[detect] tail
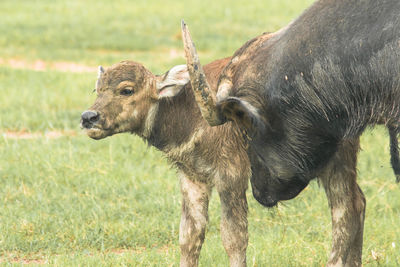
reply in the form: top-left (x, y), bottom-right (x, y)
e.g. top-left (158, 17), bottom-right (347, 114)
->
top-left (388, 126), bottom-right (400, 183)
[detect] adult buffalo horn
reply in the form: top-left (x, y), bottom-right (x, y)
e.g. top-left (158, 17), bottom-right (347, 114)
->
top-left (181, 20), bottom-right (225, 126)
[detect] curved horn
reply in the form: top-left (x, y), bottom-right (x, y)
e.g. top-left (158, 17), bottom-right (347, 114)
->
top-left (181, 20), bottom-right (225, 126)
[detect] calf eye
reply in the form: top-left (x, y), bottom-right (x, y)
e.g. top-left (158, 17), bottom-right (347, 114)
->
top-left (120, 88), bottom-right (134, 96)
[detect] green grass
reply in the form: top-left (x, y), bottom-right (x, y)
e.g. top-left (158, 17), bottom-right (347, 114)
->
top-left (0, 68), bottom-right (95, 131)
top-left (1, 0), bottom-right (314, 70)
top-left (0, 130), bottom-right (399, 266)
top-left (0, 135), bottom-right (180, 263)
top-left (0, 0), bottom-right (399, 266)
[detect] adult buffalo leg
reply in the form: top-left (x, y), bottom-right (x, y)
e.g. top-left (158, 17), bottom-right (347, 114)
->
top-left (217, 174), bottom-right (248, 267)
top-left (320, 139), bottom-right (366, 267)
top-left (179, 173), bottom-right (212, 267)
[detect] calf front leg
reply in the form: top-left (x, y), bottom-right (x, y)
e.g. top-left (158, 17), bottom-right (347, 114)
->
top-left (179, 173), bottom-right (212, 267)
top-left (217, 176), bottom-right (248, 267)
top-left (320, 139), bottom-right (366, 267)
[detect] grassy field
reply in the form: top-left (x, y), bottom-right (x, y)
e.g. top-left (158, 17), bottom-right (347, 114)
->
top-left (0, 0), bottom-right (399, 266)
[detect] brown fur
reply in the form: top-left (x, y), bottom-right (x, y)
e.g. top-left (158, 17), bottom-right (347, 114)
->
top-left (82, 57), bottom-right (250, 266)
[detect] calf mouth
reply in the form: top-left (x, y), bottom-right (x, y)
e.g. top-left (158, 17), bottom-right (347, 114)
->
top-left (84, 127), bottom-right (109, 140)
top-left (81, 122), bottom-right (112, 140)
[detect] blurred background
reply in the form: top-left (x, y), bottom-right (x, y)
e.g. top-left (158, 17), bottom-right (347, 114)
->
top-left (0, 0), bottom-right (398, 266)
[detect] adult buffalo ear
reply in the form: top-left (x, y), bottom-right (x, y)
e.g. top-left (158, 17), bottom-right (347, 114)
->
top-left (218, 97), bottom-right (265, 133)
top-left (156, 65), bottom-right (190, 98)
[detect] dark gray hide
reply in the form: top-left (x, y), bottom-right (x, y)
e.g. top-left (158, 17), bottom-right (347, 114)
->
top-left (217, 0), bottom-right (400, 206)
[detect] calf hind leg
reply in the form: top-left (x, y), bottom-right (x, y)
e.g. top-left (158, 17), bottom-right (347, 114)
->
top-left (320, 139), bottom-right (366, 267)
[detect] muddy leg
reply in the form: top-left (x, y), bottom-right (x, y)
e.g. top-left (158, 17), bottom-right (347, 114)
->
top-left (179, 173), bottom-right (212, 267)
top-left (217, 177), bottom-right (248, 267)
top-left (320, 139), bottom-right (366, 267)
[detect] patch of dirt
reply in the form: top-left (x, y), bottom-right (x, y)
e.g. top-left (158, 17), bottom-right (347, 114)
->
top-left (51, 62), bottom-right (97, 72)
top-left (168, 48), bottom-right (182, 59)
top-left (0, 48), bottom-right (185, 73)
top-left (2, 130), bottom-right (77, 139)
top-left (0, 58), bottom-right (97, 73)
top-left (0, 255), bottom-right (47, 265)
top-left (109, 247), bottom-right (147, 255)
top-left (0, 246), bottom-right (172, 264)
top-left (108, 245), bottom-right (171, 255)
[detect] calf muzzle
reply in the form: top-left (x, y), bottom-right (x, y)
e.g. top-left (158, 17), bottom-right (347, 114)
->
top-left (81, 110), bottom-right (99, 129)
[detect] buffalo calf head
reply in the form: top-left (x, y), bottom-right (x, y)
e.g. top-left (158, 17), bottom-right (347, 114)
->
top-left (81, 61), bottom-right (189, 139)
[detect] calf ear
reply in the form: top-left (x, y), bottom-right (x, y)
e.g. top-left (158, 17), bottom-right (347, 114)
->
top-left (218, 97), bottom-right (264, 133)
top-left (95, 66), bottom-right (105, 91)
top-left (156, 65), bottom-right (190, 98)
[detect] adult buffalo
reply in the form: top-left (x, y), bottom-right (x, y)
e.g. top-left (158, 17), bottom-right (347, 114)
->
top-left (183, 0), bottom-right (400, 266)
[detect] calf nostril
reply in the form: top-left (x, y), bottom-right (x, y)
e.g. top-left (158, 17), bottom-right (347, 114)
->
top-left (89, 114), bottom-right (99, 123)
top-left (81, 110), bottom-right (99, 125)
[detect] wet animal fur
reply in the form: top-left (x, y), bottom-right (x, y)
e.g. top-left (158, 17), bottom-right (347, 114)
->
top-left (180, 0), bottom-right (399, 265)
top-left (216, 0), bottom-right (400, 207)
top-left (82, 57), bottom-right (252, 266)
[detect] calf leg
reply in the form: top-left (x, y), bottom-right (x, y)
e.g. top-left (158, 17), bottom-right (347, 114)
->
top-left (320, 139), bottom-right (366, 267)
top-left (217, 175), bottom-right (248, 267)
top-left (179, 173), bottom-right (212, 267)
